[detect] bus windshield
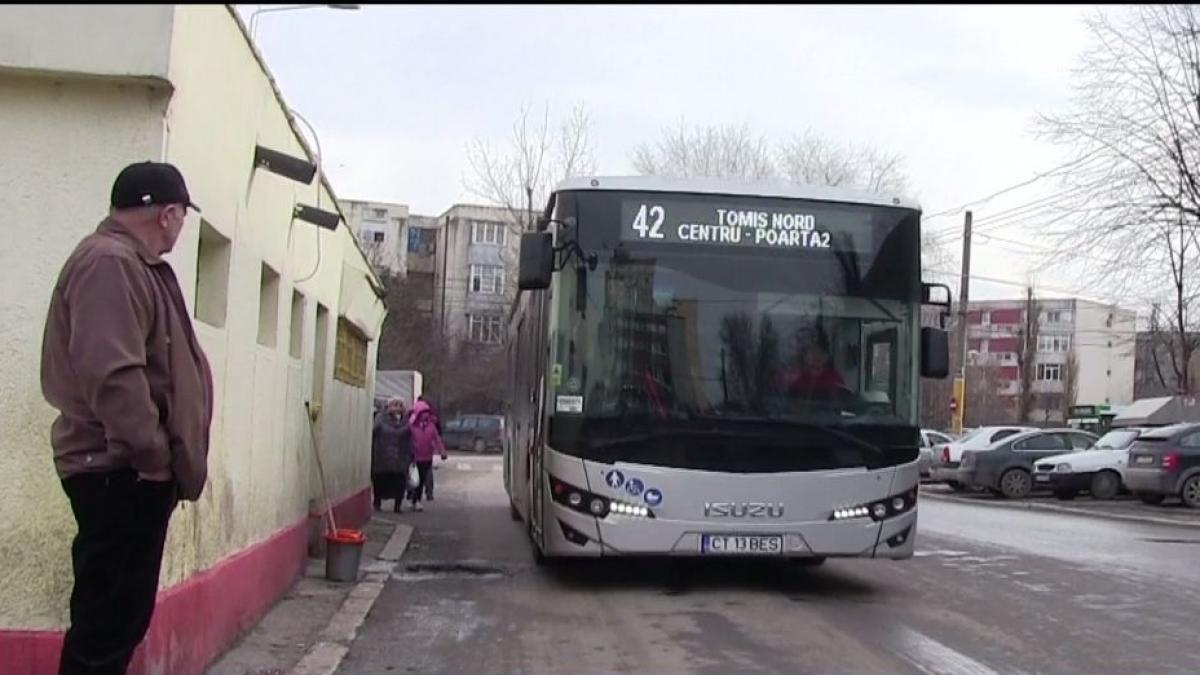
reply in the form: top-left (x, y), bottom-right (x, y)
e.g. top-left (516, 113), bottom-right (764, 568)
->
top-left (545, 189), bottom-right (922, 472)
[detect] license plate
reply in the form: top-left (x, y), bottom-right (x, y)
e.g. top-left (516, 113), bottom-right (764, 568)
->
top-left (1035, 474), bottom-right (1050, 483)
top-left (701, 535), bottom-right (783, 555)
top-left (1135, 455), bottom-right (1154, 465)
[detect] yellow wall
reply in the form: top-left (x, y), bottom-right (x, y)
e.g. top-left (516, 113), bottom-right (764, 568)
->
top-left (0, 5), bottom-right (385, 630)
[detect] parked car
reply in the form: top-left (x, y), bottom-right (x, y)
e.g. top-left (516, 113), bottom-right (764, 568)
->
top-left (958, 429), bottom-right (1098, 499)
top-left (1124, 422), bottom-right (1200, 508)
top-left (930, 426), bottom-right (1037, 490)
top-left (441, 414), bottom-right (506, 453)
top-left (919, 429), bottom-right (955, 480)
top-left (1034, 427), bottom-right (1147, 500)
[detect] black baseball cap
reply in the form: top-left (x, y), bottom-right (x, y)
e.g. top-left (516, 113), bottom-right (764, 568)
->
top-left (110, 161), bottom-right (201, 212)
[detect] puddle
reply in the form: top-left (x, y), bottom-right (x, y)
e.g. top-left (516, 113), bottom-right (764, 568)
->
top-left (392, 560), bottom-right (512, 581)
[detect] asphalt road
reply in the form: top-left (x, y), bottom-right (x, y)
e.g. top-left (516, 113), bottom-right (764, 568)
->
top-left (338, 456), bottom-right (1200, 674)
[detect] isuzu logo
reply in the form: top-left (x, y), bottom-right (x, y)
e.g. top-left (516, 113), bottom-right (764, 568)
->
top-left (703, 502), bottom-right (785, 518)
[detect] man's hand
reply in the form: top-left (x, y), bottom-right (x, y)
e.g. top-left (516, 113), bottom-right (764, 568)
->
top-left (138, 467), bottom-right (173, 482)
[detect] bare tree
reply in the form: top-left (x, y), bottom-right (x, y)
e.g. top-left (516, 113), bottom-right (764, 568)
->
top-left (963, 363), bottom-right (1011, 427)
top-left (631, 122), bottom-right (776, 180)
top-left (1037, 5), bottom-right (1200, 392)
top-left (465, 101), bottom-right (596, 233)
top-left (777, 128), bottom-right (909, 195)
top-left (359, 239), bottom-right (388, 273)
top-left (1062, 348), bottom-right (1080, 420)
top-left (1016, 286), bottom-right (1041, 423)
top-left (376, 270), bottom-right (445, 374)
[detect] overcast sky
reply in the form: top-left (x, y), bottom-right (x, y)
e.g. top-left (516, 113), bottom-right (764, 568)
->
top-left (238, 4), bottom-right (1107, 303)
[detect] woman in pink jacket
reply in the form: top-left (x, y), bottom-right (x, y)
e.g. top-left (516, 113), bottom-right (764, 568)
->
top-left (407, 400), bottom-right (447, 511)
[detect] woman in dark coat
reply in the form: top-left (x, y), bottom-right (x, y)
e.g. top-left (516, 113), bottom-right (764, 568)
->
top-left (372, 398), bottom-right (412, 512)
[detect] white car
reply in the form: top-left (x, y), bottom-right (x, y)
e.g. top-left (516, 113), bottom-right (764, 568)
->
top-left (1033, 427), bottom-right (1147, 500)
top-left (930, 425), bottom-right (1037, 490)
top-left (919, 429), bottom-right (955, 479)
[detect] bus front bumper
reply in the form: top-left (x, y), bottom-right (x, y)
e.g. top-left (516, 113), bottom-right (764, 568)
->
top-left (545, 502), bottom-right (917, 560)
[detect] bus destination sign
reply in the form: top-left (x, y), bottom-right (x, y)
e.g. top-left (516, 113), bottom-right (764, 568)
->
top-left (620, 198), bottom-right (875, 252)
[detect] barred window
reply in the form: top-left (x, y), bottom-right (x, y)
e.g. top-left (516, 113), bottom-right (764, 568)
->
top-left (470, 264), bottom-right (506, 294)
top-left (468, 314), bottom-right (504, 344)
top-left (471, 221), bottom-right (507, 246)
top-left (334, 318), bottom-right (368, 387)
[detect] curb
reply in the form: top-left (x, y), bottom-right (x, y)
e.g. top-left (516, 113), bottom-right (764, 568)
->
top-left (922, 491), bottom-right (1200, 529)
top-left (289, 522), bottom-right (414, 675)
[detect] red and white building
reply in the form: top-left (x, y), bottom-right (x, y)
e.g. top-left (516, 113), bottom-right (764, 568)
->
top-left (964, 298), bottom-right (1136, 421)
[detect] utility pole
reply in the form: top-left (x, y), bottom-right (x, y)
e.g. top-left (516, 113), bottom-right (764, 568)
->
top-left (952, 211), bottom-right (972, 434)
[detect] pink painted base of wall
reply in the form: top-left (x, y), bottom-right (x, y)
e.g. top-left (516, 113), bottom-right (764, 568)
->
top-left (0, 484), bottom-right (372, 675)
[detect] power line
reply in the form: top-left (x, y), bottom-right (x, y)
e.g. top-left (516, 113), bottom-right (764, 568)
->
top-left (923, 149), bottom-right (1105, 222)
top-left (923, 268), bottom-right (1106, 299)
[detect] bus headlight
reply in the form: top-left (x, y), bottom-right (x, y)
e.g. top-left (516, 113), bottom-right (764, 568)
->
top-left (548, 475), bottom-right (655, 520)
top-left (832, 506), bottom-right (870, 520)
top-left (830, 488), bottom-right (917, 522)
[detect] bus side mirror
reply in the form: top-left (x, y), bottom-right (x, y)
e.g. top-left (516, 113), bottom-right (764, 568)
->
top-left (921, 327), bottom-right (950, 379)
top-left (519, 232), bottom-right (554, 290)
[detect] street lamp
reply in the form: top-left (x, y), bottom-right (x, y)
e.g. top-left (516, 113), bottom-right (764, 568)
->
top-left (248, 4), bottom-right (360, 40)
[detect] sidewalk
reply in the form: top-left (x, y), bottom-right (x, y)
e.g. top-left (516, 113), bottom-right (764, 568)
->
top-left (205, 514), bottom-right (412, 675)
top-left (921, 483), bottom-right (1200, 528)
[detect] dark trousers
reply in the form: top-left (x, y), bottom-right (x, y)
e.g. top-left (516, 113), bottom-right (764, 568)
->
top-left (59, 469), bottom-right (177, 675)
top-left (408, 461), bottom-right (433, 504)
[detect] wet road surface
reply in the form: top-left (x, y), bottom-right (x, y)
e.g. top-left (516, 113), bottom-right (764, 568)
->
top-left (339, 456), bottom-right (1200, 674)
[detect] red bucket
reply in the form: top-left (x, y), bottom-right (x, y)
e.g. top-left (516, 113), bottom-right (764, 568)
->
top-left (326, 528), bottom-right (366, 544)
top-left (324, 529), bottom-right (366, 582)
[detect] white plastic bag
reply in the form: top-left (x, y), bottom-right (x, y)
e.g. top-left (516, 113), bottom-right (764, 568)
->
top-left (407, 463), bottom-right (420, 490)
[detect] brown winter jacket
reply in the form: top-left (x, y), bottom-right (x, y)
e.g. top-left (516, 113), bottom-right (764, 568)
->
top-left (41, 217), bottom-right (214, 500)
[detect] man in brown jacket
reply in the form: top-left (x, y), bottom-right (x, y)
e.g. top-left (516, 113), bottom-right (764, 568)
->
top-left (41, 162), bottom-right (214, 675)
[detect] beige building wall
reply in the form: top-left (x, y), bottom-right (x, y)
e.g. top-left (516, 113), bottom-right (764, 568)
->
top-left (0, 71), bottom-right (171, 630)
top-left (341, 199), bottom-right (409, 277)
top-left (0, 4), bottom-right (386, 631)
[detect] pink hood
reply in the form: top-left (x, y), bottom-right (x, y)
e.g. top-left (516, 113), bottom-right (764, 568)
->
top-left (408, 401), bottom-right (442, 461)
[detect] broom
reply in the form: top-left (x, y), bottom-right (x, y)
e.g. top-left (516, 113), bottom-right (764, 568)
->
top-left (303, 401), bottom-right (339, 535)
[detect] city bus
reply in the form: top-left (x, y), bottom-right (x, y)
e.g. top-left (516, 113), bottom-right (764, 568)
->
top-left (504, 176), bottom-right (949, 564)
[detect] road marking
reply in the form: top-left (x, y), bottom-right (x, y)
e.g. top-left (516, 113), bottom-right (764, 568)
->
top-left (456, 462), bottom-right (472, 471)
top-left (378, 523), bottom-right (414, 561)
top-left (893, 626), bottom-right (998, 675)
top-left (288, 522), bottom-right (414, 675)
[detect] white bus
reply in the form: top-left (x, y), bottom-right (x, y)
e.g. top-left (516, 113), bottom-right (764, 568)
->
top-left (504, 176), bottom-right (950, 565)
